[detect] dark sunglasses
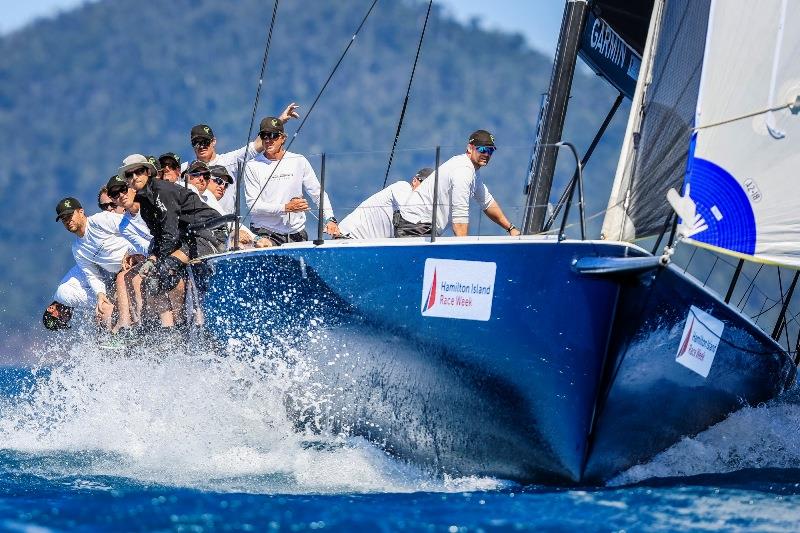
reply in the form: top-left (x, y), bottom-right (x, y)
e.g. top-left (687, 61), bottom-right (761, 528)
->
top-left (259, 131), bottom-right (282, 141)
top-left (99, 201), bottom-right (117, 210)
top-left (124, 167), bottom-right (149, 180)
top-left (211, 176), bottom-right (229, 186)
top-left (192, 139), bottom-right (212, 149)
top-left (108, 188), bottom-right (128, 199)
top-left (474, 145), bottom-right (496, 155)
top-left (188, 171), bottom-right (210, 180)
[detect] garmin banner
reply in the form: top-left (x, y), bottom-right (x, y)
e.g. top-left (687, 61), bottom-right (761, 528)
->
top-left (579, 10), bottom-right (641, 99)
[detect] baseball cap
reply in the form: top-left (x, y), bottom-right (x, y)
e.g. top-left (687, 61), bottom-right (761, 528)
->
top-left (158, 152), bottom-right (181, 168)
top-left (106, 174), bottom-right (128, 197)
top-left (191, 124), bottom-right (215, 142)
top-left (209, 165), bottom-right (233, 184)
top-left (414, 167), bottom-right (434, 181)
top-left (55, 197), bottom-right (82, 221)
top-left (468, 129), bottom-right (496, 147)
top-left (147, 155), bottom-right (162, 172)
top-left (259, 116), bottom-right (284, 135)
top-left (186, 160), bottom-right (211, 176)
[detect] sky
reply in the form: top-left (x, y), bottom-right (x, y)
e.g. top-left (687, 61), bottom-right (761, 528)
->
top-left (0, 0), bottom-right (564, 54)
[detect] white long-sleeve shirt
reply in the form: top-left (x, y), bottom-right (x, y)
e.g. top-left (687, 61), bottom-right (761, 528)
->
top-left (399, 154), bottom-right (494, 236)
top-left (53, 264), bottom-right (92, 308)
top-left (119, 211), bottom-right (152, 256)
top-left (244, 151), bottom-right (334, 234)
top-left (338, 181), bottom-right (412, 239)
top-left (72, 211), bottom-right (134, 298)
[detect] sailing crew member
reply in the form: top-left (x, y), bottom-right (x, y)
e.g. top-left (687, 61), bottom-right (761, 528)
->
top-left (120, 154), bottom-right (226, 301)
top-left (208, 165), bottom-right (234, 208)
top-left (244, 116), bottom-right (340, 246)
top-left (56, 196), bottom-right (135, 328)
top-left (186, 102), bottom-right (301, 213)
top-left (396, 130), bottom-right (521, 237)
top-left (338, 167), bottom-right (433, 239)
top-left (158, 152), bottom-right (182, 182)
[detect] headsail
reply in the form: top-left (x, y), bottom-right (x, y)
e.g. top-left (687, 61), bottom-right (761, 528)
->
top-left (678, 0), bottom-right (800, 267)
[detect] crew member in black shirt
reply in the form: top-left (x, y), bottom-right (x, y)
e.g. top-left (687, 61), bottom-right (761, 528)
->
top-left (117, 153), bottom-right (226, 297)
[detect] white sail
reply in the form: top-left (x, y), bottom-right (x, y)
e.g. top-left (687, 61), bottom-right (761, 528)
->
top-left (680, 0), bottom-right (800, 267)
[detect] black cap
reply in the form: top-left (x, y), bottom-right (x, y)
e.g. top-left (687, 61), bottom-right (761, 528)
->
top-left (146, 155), bottom-right (162, 172)
top-left (158, 152), bottom-right (181, 168)
top-left (43, 302), bottom-right (72, 331)
top-left (414, 167), bottom-right (434, 181)
top-left (259, 116), bottom-right (284, 135)
top-left (191, 124), bottom-right (215, 142)
top-left (106, 174), bottom-right (128, 196)
top-left (468, 129), bottom-right (496, 147)
top-left (55, 197), bottom-right (82, 221)
top-left (209, 165), bottom-right (234, 184)
top-left (186, 160), bottom-right (211, 176)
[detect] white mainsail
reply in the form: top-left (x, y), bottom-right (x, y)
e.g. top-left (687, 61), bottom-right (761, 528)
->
top-left (678, 0), bottom-right (800, 267)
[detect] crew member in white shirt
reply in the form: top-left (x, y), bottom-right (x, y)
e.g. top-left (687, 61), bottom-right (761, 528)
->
top-left (396, 130), bottom-right (521, 238)
top-left (338, 167), bottom-right (432, 239)
top-left (56, 197), bottom-right (135, 328)
top-left (185, 103), bottom-right (301, 213)
top-left (244, 116), bottom-right (341, 246)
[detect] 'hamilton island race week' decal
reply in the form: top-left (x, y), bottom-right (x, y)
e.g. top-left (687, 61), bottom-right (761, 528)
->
top-left (675, 305), bottom-right (725, 378)
top-left (421, 259), bottom-right (496, 321)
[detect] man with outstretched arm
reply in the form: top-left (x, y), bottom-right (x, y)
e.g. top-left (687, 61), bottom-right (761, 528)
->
top-left (186, 103), bottom-right (301, 213)
top-left (396, 130), bottom-right (521, 238)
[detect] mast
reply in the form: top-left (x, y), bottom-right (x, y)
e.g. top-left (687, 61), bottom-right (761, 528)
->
top-left (522, 0), bottom-right (589, 235)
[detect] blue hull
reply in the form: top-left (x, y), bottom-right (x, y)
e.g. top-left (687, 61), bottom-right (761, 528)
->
top-left (193, 238), bottom-right (795, 483)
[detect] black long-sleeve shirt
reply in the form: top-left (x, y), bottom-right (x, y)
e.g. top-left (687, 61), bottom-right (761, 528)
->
top-left (135, 178), bottom-right (221, 258)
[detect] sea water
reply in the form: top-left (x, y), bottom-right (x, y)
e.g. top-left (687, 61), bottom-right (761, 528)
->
top-left (2, 337), bottom-right (800, 532)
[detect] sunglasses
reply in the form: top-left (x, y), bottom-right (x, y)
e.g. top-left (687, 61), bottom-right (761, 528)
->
top-left (108, 188), bottom-right (128, 199)
top-left (211, 176), bottom-right (229, 186)
top-left (474, 145), bottom-right (496, 155)
top-left (259, 131), bottom-right (282, 141)
top-left (124, 167), bottom-right (149, 180)
top-left (99, 201), bottom-right (117, 210)
top-left (192, 139), bottom-right (212, 149)
top-left (188, 171), bottom-right (210, 180)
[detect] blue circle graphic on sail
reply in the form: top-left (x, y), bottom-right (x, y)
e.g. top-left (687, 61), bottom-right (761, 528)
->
top-left (685, 157), bottom-right (756, 255)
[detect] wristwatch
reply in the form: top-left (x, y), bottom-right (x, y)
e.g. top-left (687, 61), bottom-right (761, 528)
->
top-left (506, 223), bottom-right (517, 234)
top-left (325, 217), bottom-right (338, 224)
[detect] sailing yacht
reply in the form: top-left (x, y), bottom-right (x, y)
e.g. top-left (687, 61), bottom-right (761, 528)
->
top-left (189, 0), bottom-right (798, 484)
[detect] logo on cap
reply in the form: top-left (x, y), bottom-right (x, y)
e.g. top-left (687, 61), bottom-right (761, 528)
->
top-left (204, 126), bottom-right (210, 134)
top-left (490, 134), bottom-right (495, 143)
top-left (63, 200), bottom-right (71, 208)
top-left (271, 119), bottom-right (279, 127)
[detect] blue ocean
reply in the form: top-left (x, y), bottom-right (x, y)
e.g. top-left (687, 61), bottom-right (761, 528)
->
top-left (2, 339), bottom-right (800, 532)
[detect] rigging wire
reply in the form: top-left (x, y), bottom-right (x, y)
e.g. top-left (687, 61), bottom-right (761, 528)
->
top-left (243, 0), bottom-right (380, 221)
top-left (381, 0), bottom-right (433, 189)
top-left (233, 0), bottom-right (280, 249)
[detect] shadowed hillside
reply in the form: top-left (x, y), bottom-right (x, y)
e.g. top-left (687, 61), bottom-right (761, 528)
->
top-left (0, 0), bottom-right (627, 344)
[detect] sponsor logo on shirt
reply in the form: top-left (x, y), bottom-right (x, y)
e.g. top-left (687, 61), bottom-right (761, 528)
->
top-left (420, 259), bottom-right (496, 321)
top-left (675, 305), bottom-right (724, 378)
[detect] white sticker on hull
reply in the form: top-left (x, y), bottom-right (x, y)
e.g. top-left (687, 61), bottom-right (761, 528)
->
top-left (675, 305), bottom-right (724, 378)
top-left (420, 259), bottom-right (496, 321)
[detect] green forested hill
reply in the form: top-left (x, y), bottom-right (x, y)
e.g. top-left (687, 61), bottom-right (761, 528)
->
top-left (0, 0), bottom-right (626, 345)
